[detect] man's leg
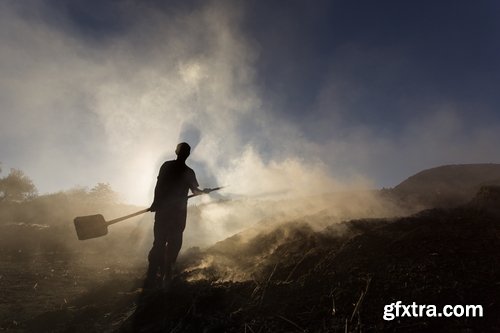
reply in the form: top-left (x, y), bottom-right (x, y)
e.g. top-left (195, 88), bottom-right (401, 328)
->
top-left (164, 231), bottom-right (183, 280)
top-left (144, 222), bottom-right (167, 288)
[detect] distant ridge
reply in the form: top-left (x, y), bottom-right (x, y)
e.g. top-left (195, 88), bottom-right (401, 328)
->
top-left (392, 163), bottom-right (500, 208)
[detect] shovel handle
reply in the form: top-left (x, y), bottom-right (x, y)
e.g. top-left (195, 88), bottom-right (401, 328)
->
top-left (106, 208), bottom-right (149, 226)
top-left (105, 187), bottom-right (224, 226)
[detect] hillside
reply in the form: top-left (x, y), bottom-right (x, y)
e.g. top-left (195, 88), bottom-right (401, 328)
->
top-left (391, 163), bottom-right (500, 208)
top-left (3, 166), bottom-right (500, 332)
top-left (21, 186), bottom-right (500, 332)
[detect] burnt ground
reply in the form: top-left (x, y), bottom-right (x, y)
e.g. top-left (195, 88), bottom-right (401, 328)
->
top-left (118, 205), bottom-right (499, 332)
top-left (2, 188), bottom-right (500, 332)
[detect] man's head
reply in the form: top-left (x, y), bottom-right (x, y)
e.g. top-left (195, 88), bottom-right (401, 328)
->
top-left (175, 142), bottom-right (191, 161)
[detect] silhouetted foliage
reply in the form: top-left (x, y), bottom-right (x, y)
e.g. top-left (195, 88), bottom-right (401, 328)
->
top-left (0, 165), bottom-right (122, 227)
top-left (89, 182), bottom-right (118, 204)
top-left (0, 167), bottom-right (38, 202)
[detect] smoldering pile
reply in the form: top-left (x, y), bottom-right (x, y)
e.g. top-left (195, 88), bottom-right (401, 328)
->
top-left (20, 186), bottom-right (500, 332)
top-left (118, 186), bottom-right (500, 332)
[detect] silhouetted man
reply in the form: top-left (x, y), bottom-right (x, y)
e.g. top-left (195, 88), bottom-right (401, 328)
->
top-left (145, 142), bottom-right (207, 288)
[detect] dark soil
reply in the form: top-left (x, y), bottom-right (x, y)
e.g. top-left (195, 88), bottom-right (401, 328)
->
top-left (117, 204), bottom-right (499, 332)
top-left (4, 187), bottom-right (500, 332)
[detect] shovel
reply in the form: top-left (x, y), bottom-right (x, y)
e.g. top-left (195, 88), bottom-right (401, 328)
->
top-left (73, 187), bottom-right (223, 240)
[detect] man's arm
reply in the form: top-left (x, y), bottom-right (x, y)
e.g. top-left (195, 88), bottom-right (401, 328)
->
top-left (149, 163), bottom-right (167, 212)
top-left (148, 182), bottom-right (161, 212)
top-left (189, 169), bottom-right (210, 196)
top-left (191, 187), bottom-right (211, 195)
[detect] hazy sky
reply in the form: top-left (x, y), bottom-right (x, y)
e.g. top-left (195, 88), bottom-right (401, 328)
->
top-left (1, 0), bottom-right (499, 204)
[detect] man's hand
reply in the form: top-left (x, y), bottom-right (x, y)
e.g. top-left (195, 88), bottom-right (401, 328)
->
top-left (148, 203), bottom-right (157, 212)
top-left (192, 187), bottom-right (222, 196)
top-left (193, 188), bottom-right (211, 195)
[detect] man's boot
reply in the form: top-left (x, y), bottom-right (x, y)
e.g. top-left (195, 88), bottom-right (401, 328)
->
top-left (162, 263), bottom-right (175, 289)
top-left (143, 266), bottom-right (159, 290)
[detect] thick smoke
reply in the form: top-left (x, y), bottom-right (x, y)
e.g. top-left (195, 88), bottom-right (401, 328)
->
top-left (1, 1), bottom-right (500, 259)
top-left (2, 1), bottom-right (500, 206)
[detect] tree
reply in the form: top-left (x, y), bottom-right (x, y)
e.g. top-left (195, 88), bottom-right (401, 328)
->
top-left (0, 168), bottom-right (38, 202)
top-left (89, 182), bottom-right (118, 204)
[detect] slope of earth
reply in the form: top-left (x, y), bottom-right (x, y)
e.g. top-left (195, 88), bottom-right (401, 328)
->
top-left (390, 163), bottom-right (500, 208)
top-left (0, 204), bottom-right (149, 332)
top-left (25, 187), bottom-right (500, 332)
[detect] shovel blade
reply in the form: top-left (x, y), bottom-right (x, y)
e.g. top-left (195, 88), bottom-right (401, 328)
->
top-left (74, 214), bottom-right (108, 240)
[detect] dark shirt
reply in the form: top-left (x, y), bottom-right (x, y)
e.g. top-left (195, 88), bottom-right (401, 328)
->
top-left (151, 160), bottom-right (199, 212)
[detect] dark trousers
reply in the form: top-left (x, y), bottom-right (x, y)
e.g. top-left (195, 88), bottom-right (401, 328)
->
top-left (146, 209), bottom-right (186, 279)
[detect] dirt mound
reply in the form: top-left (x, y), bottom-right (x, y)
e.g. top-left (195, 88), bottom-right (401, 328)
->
top-left (22, 189), bottom-right (500, 332)
top-left (392, 163), bottom-right (500, 208)
top-left (469, 185), bottom-right (500, 214)
top-left (118, 207), bottom-right (499, 332)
